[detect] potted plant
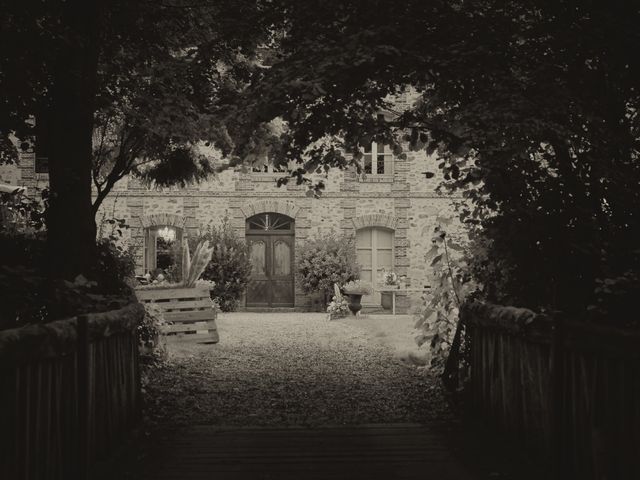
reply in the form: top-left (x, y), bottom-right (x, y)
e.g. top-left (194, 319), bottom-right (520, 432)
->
top-left (135, 240), bottom-right (220, 343)
top-left (326, 283), bottom-right (350, 320)
top-left (341, 280), bottom-right (372, 315)
top-left (380, 270), bottom-right (398, 309)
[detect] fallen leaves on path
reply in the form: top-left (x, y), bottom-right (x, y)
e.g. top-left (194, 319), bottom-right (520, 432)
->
top-left (142, 313), bottom-right (455, 428)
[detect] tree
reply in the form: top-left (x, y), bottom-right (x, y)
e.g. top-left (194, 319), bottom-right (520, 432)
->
top-left (229, 0), bottom-right (640, 320)
top-left (1, 0), bottom-right (272, 279)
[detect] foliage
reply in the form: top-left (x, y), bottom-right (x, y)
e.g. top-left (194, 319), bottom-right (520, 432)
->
top-left (326, 284), bottom-right (350, 319)
top-left (1, 0), bottom-right (275, 278)
top-left (0, 188), bottom-right (48, 235)
top-left (382, 271), bottom-right (398, 286)
top-left (0, 263), bottom-right (133, 330)
top-left (138, 303), bottom-right (167, 359)
top-left (195, 218), bottom-right (252, 312)
top-left (84, 0), bottom-right (279, 213)
top-left (414, 223), bottom-right (477, 371)
top-left (326, 296), bottom-right (350, 319)
top-left (297, 232), bottom-right (360, 304)
top-left (94, 237), bottom-right (137, 294)
top-left (3, 1), bottom-right (639, 317)
top-left (95, 213), bottom-right (137, 293)
top-left (228, 1), bottom-right (640, 323)
top-left (342, 280), bottom-right (372, 296)
top-left (183, 240), bottom-right (216, 288)
top-left (0, 210), bottom-right (135, 328)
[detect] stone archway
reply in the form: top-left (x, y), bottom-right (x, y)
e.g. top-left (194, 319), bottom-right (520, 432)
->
top-left (351, 213), bottom-right (399, 231)
top-left (139, 213), bottom-right (187, 230)
top-left (239, 200), bottom-right (301, 220)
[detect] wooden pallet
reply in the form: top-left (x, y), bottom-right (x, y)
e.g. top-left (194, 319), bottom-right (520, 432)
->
top-left (135, 286), bottom-right (219, 343)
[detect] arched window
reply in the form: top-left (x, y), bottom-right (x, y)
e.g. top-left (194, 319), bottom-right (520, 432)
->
top-left (144, 225), bottom-right (183, 273)
top-left (246, 212), bottom-right (294, 232)
top-left (356, 227), bottom-right (394, 304)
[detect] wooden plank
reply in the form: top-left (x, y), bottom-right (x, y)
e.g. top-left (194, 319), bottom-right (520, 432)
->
top-left (164, 310), bottom-right (215, 323)
top-left (162, 321), bottom-right (216, 334)
top-left (157, 300), bottom-right (213, 311)
top-left (135, 287), bottom-right (210, 302)
top-left (165, 331), bottom-right (219, 343)
top-left (141, 424), bottom-right (475, 480)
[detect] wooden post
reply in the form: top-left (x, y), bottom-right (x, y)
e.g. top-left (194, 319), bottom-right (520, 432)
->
top-left (550, 315), bottom-right (565, 479)
top-left (77, 315), bottom-right (89, 480)
top-left (442, 305), bottom-right (466, 392)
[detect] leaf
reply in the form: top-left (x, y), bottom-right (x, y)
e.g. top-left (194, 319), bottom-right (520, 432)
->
top-left (414, 308), bottom-right (434, 328)
top-left (424, 245), bottom-right (439, 262)
top-left (446, 240), bottom-right (464, 251)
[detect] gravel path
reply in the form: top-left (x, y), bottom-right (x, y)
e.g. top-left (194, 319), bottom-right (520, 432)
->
top-left (142, 313), bottom-right (454, 428)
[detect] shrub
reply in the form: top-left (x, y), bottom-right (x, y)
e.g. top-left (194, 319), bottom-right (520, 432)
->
top-left (0, 188), bottom-right (47, 235)
top-left (194, 217), bottom-right (252, 311)
top-left (0, 215), bottom-right (136, 328)
top-left (297, 231), bottom-right (360, 305)
top-left (342, 279), bottom-right (372, 295)
top-left (94, 237), bottom-right (137, 293)
top-left (414, 223), bottom-right (478, 375)
top-left (138, 303), bottom-right (167, 358)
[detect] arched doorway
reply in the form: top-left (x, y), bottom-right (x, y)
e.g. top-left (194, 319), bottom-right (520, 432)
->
top-left (245, 212), bottom-right (295, 307)
top-left (356, 226), bottom-right (394, 305)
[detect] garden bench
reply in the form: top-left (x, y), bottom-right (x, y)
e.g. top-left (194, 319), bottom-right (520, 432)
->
top-left (135, 285), bottom-right (219, 343)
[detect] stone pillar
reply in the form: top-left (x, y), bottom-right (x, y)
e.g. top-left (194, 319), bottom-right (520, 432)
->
top-left (393, 148), bottom-right (411, 313)
top-left (126, 195), bottom-right (145, 274)
top-left (19, 151), bottom-right (36, 192)
top-left (183, 196), bottom-right (199, 238)
top-left (292, 198), bottom-right (311, 308)
top-left (228, 197), bottom-right (247, 239)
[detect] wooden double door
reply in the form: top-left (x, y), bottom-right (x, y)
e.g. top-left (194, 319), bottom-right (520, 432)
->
top-left (246, 213), bottom-right (295, 307)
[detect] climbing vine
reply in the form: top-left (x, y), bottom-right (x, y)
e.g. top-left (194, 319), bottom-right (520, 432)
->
top-left (414, 220), bottom-right (477, 375)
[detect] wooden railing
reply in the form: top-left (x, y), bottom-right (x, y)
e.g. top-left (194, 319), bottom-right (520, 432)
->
top-left (0, 302), bottom-right (145, 480)
top-left (461, 301), bottom-right (640, 479)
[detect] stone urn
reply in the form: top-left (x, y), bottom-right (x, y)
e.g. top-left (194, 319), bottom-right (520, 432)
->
top-left (344, 292), bottom-right (364, 315)
top-left (342, 281), bottom-right (372, 316)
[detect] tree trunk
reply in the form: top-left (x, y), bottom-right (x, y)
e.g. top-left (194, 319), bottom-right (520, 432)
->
top-left (46, 0), bottom-right (100, 279)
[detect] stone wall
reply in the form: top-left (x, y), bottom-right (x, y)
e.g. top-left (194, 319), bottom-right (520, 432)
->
top-left (3, 142), bottom-right (464, 312)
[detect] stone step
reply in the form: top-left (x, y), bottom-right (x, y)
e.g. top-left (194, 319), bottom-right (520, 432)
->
top-left (241, 307), bottom-right (308, 313)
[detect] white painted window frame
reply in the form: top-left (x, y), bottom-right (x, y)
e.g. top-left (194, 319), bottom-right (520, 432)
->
top-left (362, 141), bottom-right (394, 177)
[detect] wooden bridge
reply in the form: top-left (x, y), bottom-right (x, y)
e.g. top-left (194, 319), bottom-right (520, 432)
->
top-left (140, 423), bottom-right (477, 480)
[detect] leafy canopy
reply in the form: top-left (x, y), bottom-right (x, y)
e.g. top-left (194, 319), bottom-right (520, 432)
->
top-left (235, 0), bottom-right (640, 319)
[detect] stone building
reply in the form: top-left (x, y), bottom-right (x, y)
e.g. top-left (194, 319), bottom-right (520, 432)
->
top-left (1, 137), bottom-right (460, 313)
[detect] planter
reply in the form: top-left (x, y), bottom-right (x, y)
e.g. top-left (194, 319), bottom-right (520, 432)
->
top-left (344, 292), bottom-right (364, 316)
top-left (135, 285), bottom-right (219, 344)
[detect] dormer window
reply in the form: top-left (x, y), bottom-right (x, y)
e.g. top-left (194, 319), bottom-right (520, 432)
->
top-left (362, 142), bottom-right (393, 179)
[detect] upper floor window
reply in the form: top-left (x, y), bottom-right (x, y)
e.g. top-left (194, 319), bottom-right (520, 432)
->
top-left (363, 142), bottom-right (393, 177)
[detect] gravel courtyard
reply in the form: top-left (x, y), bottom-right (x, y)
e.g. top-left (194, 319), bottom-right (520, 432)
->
top-left (142, 312), bottom-right (454, 428)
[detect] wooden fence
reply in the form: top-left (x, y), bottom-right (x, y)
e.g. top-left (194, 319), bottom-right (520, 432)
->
top-left (0, 302), bottom-right (145, 480)
top-left (461, 301), bottom-right (640, 479)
